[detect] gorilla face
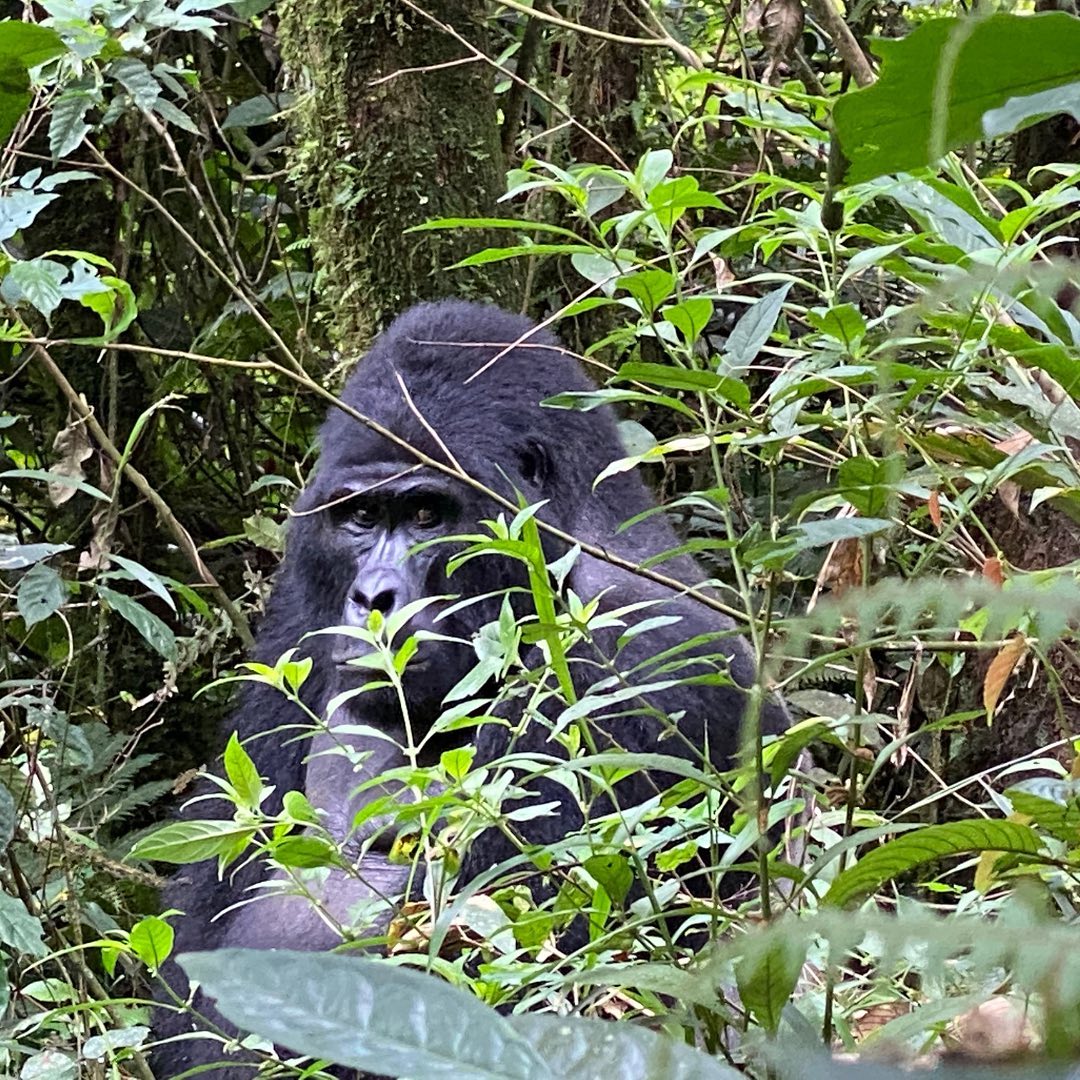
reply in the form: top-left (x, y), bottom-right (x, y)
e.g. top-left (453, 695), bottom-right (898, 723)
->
top-left (318, 470), bottom-right (467, 700)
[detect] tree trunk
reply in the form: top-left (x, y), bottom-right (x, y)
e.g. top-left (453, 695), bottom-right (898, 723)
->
top-left (278, 0), bottom-right (518, 351)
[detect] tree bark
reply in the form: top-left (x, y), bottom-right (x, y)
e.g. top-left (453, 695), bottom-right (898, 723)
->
top-left (279, 0), bottom-right (518, 351)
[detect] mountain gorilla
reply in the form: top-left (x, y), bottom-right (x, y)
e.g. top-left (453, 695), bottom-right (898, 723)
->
top-left (152, 300), bottom-right (789, 1077)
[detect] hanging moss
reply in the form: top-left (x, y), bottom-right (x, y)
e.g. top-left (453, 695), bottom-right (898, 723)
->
top-left (278, 0), bottom-right (519, 353)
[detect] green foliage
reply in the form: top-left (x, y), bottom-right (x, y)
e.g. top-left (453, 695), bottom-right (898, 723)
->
top-left (833, 13), bottom-right (1080, 183)
top-left (180, 948), bottom-right (744, 1080)
top-left (2, 0), bottom-right (1080, 1076)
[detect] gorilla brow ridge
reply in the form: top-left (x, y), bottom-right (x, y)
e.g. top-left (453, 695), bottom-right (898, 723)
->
top-left (288, 464), bottom-right (423, 518)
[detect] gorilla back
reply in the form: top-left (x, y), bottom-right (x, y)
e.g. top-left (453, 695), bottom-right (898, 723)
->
top-left (152, 300), bottom-right (788, 1078)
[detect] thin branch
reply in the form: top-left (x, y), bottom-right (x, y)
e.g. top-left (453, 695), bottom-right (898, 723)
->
top-left (31, 344), bottom-right (255, 648)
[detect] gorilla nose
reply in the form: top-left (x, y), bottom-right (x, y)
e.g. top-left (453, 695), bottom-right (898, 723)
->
top-left (348, 570), bottom-right (404, 621)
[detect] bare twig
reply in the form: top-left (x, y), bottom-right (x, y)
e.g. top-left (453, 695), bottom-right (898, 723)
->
top-left (31, 344), bottom-right (255, 648)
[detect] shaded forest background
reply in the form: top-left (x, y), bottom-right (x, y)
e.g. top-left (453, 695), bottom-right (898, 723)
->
top-left (2, 0), bottom-right (1080, 1076)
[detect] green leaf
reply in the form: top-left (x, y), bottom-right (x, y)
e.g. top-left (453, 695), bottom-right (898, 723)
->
top-left (129, 820), bottom-right (259, 864)
top-left (723, 283), bottom-right (791, 371)
top-left (838, 454), bottom-right (906, 518)
top-left (49, 89), bottom-right (94, 158)
top-left (734, 932), bottom-right (807, 1034)
top-left (223, 732), bottom-right (264, 810)
top-left (282, 789), bottom-right (321, 826)
top-left (508, 1014), bottom-right (743, 1079)
top-left (4, 257), bottom-right (66, 318)
top-left (221, 91), bottom-right (293, 129)
top-left (0, 541), bottom-right (72, 570)
top-left (806, 303), bottom-right (866, 351)
top-left (272, 836), bottom-right (339, 869)
top-left (129, 916), bottom-right (174, 969)
top-left (0, 467), bottom-right (109, 501)
top-left (111, 57), bottom-right (161, 110)
top-left (0, 889), bottom-right (47, 957)
top-left (583, 852), bottom-right (633, 905)
top-left (179, 949), bottom-right (555, 1080)
top-left (0, 22), bottom-right (65, 144)
top-left (1006, 778), bottom-right (1080, 842)
top-left (833, 13), bottom-right (1080, 184)
top-left (616, 361), bottom-right (722, 393)
top-left (620, 268), bottom-right (675, 314)
top-left (663, 297), bottom-right (713, 345)
top-left (825, 820), bottom-right (1043, 907)
top-left (105, 552), bottom-right (175, 610)
top-left (17, 561), bottom-right (64, 626)
top-left (98, 585), bottom-right (177, 660)
top-left (0, 189), bottom-right (57, 242)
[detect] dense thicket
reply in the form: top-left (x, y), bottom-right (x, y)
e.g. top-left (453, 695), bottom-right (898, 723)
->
top-left (1, 1), bottom-right (1079, 1078)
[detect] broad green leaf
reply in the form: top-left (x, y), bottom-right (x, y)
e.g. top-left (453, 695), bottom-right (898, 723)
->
top-left (0, 189), bottom-right (57, 242)
top-left (282, 789), bottom-right (321, 826)
top-left (0, 22), bottom-right (65, 143)
top-left (19, 1049), bottom-right (77, 1080)
top-left (723, 283), bottom-right (791, 371)
top-left (509, 1014), bottom-right (743, 1079)
top-left (129, 819), bottom-right (259, 864)
top-left (1006, 779), bottom-right (1080, 842)
top-left (616, 361), bottom-right (722, 393)
top-left (81, 1026), bottom-right (151, 1061)
top-left (0, 541), bottom-right (72, 570)
top-left (663, 297), bottom-right (713, 345)
top-left (807, 303), bottom-right (866, 351)
top-left (620, 268), bottom-right (675, 314)
top-left (179, 949), bottom-right (555, 1080)
top-left (792, 517), bottom-right (893, 549)
top-left (636, 149), bottom-right (672, 193)
top-left (825, 820), bottom-right (1043, 907)
top-left (735, 931), bottom-right (807, 1034)
top-left (106, 552), bottom-right (175, 610)
top-left (583, 852), bottom-right (632, 905)
top-left (223, 732), bottom-right (263, 810)
top-left (98, 585), bottom-right (177, 660)
top-left (271, 835), bottom-right (338, 869)
top-left (111, 57), bottom-right (160, 110)
top-left (222, 91), bottom-right (293, 129)
top-left (0, 468), bottom-right (108, 502)
top-left (49, 88), bottom-right (94, 159)
top-left (4, 257), bottom-right (66, 318)
top-left (833, 13), bottom-right (1080, 184)
top-left (129, 916), bottom-right (174, 969)
top-left (838, 454), bottom-right (906, 518)
top-left (0, 889), bottom-right (47, 957)
top-left (17, 561), bottom-right (64, 626)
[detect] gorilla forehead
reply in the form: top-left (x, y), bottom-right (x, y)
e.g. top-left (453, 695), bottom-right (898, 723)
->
top-left (317, 300), bottom-right (622, 485)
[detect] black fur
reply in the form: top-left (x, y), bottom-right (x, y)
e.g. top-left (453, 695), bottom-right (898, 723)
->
top-left (150, 301), bottom-right (788, 1078)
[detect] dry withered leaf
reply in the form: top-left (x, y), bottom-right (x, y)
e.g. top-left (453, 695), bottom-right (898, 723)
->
top-left (947, 996), bottom-right (1038, 1060)
top-left (982, 634), bottom-right (1029, 720)
top-left (49, 410), bottom-right (93, 506)
top-left (928, 489), bottom-right (942, 529)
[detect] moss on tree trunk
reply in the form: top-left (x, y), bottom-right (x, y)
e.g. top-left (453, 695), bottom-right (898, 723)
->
top-left (279, 0), bottom-right (518, 351)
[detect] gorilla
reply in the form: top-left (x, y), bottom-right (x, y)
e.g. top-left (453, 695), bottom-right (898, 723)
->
top-left (151, 300), bottom-right (789, 1078)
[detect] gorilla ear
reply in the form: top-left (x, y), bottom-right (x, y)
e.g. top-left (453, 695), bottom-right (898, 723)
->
top-left (518, 439), bottom-right (552, 488)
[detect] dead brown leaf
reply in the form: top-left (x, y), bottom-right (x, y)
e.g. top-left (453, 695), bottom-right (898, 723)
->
top-left (983, 634), bottom-right (1029, 720)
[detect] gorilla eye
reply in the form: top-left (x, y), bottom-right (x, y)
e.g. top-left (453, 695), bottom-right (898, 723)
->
top-left (414, 504), bottom-right (442, 528)
top-left (353, 505), bottom-right (380, 529)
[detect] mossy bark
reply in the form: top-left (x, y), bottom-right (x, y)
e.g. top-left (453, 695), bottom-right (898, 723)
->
top-left (279, 0), bottom-right (518, 352)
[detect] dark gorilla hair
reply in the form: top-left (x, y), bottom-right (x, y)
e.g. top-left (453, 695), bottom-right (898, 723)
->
top-left (151, 300), bottom-right (789, 1079)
